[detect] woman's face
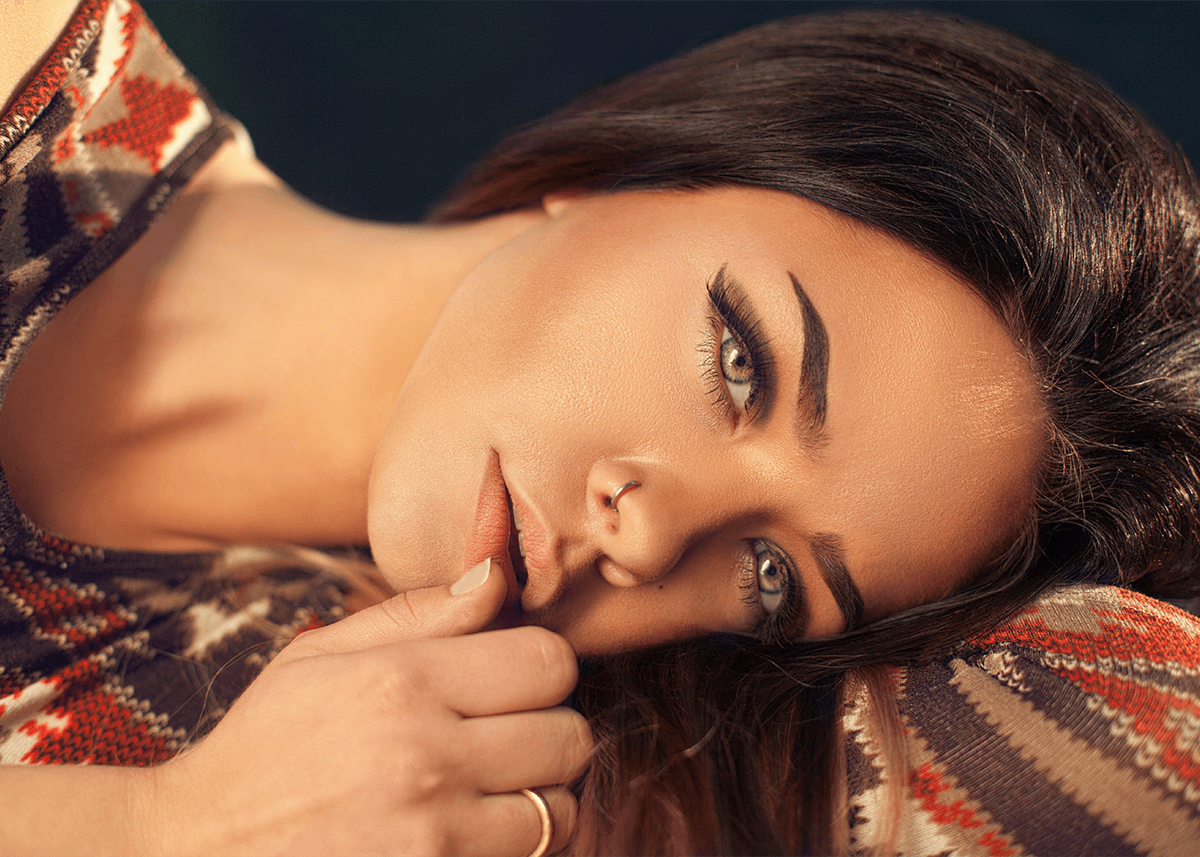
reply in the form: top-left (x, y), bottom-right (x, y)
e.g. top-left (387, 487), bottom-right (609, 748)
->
top-left (368, 188), bottom-right (1045, 655)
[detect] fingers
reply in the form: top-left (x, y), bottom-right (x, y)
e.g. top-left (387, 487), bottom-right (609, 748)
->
top-left (535, 787), bottom-right (579, 857)
top-left (282, 556), bottom-right (509, 658)
top-left (394, 625), bottom-right (579, 716)
top-left (463, 707), bottom-right (593, 793)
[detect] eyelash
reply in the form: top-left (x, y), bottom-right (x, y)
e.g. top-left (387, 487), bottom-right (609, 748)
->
top-left (702, 270), bottom-right (799, 642)
top-left (738, 539), bottom-right (801, 644)
top-left (703, 273), bottom-right (775, 424)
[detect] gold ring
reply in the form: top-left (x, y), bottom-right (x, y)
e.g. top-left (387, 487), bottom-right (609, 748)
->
top-left (520, 788), bottom-right (553, 857)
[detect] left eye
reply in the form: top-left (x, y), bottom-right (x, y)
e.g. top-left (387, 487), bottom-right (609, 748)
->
top-left (752, 539), bottom-right (789, 616)
top-left (720, 328), bottom-right (758, 411)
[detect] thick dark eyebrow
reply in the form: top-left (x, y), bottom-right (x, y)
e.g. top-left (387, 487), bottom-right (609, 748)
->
top-left (810, 533), bottom-right (865, 633)
top-left (790, 273), bottom-right (829, 444)
top-left (788, 274), bottom-right (865, 633)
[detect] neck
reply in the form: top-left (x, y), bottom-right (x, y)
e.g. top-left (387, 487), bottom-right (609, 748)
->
top-left (0, 141), bottom-right (545, 550)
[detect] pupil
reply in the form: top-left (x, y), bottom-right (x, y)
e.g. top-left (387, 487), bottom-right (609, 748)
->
top-left (721, 335), bottom-right (753, 383)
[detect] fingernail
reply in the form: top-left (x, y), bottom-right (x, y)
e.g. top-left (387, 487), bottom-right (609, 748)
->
top-left (451, 557), bottom-right (491, 596)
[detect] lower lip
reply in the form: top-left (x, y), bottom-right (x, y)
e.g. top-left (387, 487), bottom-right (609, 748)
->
top-left (464, 452), bottom-right (524, 604)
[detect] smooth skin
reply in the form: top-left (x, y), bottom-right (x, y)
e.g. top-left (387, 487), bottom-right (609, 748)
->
top-left (1, 4), bottom-right (586, 852)
top-left (154, 559), bottom-right (588, 857)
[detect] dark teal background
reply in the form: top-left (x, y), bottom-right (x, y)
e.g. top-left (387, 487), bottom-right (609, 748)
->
top-left (142, 2), bottom-right (1200, 223)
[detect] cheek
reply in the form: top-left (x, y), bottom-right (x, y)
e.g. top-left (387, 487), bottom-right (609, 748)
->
top-left (499, 285), bottom-right (702, 451)
top-left (544, 562), bottom-right (748, 655)
top-left (368, 216), bottom-right (715, 591)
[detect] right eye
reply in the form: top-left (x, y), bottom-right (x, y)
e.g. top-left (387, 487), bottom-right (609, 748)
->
top-left (751, 538), bottom-right (792, 617)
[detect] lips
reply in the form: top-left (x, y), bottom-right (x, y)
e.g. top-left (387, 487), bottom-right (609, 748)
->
top-left (464, 451), bottom-right (528, 606)
top-left (507, 498), bottom-right (528, 587)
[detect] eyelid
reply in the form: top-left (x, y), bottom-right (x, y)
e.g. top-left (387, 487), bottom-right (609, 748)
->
top-left (704, 269), bottom-right (806, 642)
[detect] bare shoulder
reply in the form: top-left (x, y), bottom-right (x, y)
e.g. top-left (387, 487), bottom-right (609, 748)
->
top-left (0, 0), bottom-right (80, 116)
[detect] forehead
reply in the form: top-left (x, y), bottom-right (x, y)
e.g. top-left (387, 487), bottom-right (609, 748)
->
top-left (785, 206), bottom-right (1043, 617)
top-left (591, 187), bottom-right (1044, 620)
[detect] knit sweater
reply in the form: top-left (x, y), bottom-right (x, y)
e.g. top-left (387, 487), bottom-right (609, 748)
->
top-left (846, 585), bottom-right (1200, 855)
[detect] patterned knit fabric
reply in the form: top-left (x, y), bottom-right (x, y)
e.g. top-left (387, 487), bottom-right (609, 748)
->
top-left (0, 0), bottom-right (345, 767)
top-left (846, 585), bottom-right (1200, 855)
top-left (2, 4), bottom-right (1199, 855)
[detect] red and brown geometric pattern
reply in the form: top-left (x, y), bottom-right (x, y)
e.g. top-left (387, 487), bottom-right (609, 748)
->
top-left (0, 0), bottom-right (106, 158)
top-left (80, 73), bottom-right (197, 171)
top-left (0, 0), bottom-right (232, 376)
top-left (0, 542), bottom-right (343, 766)
top-left (846, 586), bottom-right (1200, 855)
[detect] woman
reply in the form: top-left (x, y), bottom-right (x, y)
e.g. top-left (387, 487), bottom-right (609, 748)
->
top-left (0, 1), bottom-right (1197, 854)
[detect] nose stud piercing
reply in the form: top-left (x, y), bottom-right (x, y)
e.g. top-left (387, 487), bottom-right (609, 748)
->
top-left (609, 481), bottom-right (640, 513)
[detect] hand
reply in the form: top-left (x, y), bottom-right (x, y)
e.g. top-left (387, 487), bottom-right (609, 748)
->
top-left (140, 558), bottom-right (591, 856)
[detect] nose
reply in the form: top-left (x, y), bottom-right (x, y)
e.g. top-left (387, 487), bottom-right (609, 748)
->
top-left (586, 460), bottom-right (719, 589)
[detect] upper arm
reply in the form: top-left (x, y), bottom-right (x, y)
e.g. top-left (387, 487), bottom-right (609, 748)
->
top-left (0, 0), bottom-right (81, 116)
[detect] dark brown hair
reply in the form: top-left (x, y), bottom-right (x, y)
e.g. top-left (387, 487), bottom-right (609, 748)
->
top-left (433, 11), bottom-right (1200, 853)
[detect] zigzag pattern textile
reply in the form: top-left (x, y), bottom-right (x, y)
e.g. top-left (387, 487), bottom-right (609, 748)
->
top-left (847, 586), bottom-right (1200, 855)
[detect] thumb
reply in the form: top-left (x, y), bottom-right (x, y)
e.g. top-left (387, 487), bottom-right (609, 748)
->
top-left (282, 557), bottom-right (509, 656)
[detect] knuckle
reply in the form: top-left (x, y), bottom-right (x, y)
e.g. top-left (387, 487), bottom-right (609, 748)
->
top-left (275, 625), bottom-right (333, 660)
top-left (564, 708), bottom-right (595, 755)
top-left (388, 744), bottom-right (450, 801)
top-left (537, 787), bottom-right (579, 853)
top-left (375, 659), bottom-right (435, 711)
top-left (559, 791), bottom-right (580, 842)
top-left (555, 709), bottom-right (595, 777)
top-left (379, 757), bottom-right (468, 855)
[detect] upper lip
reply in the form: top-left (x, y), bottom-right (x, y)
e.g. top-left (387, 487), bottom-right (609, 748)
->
top-left (464, 451), bottom-right (564, 617)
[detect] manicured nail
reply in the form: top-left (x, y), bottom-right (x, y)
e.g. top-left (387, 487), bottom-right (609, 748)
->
top-left (451, 557), bottom-right (491, 596)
